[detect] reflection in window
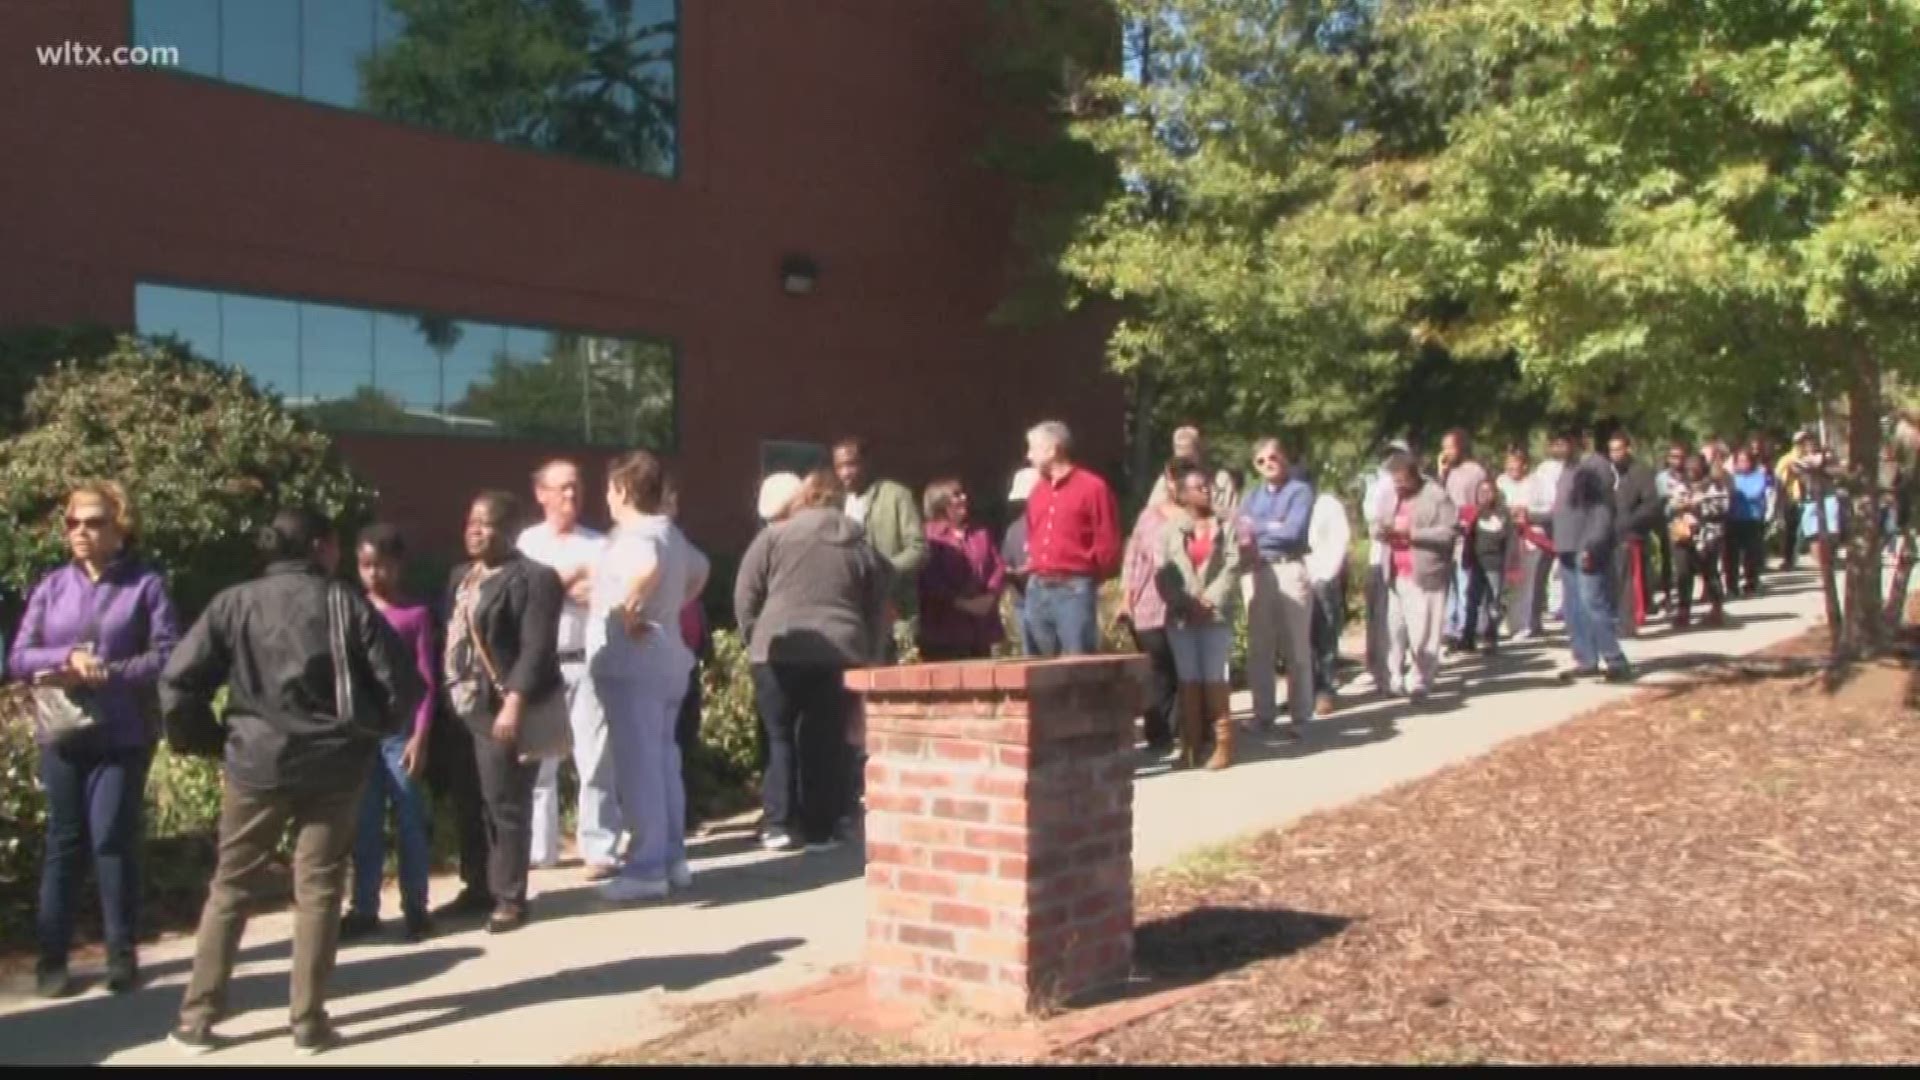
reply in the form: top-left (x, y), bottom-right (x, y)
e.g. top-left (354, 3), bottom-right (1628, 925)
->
top-left (130, 0), bottom-right (680, 178)
top-left (220, 0), bottom-right (300, 97)
top-left (134, 282), bottom-right (676, 448)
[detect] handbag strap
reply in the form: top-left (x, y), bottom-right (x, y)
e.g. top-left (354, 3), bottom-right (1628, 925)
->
top-left (465, 594), bottom-right (508, 697)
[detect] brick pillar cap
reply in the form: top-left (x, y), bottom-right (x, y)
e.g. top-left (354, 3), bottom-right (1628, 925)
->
top-left (845, 654), bottom-right (1148, 694)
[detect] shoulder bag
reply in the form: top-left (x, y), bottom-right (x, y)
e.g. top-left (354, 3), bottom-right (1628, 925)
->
top-left (465, 613), bottom-right (572, 764)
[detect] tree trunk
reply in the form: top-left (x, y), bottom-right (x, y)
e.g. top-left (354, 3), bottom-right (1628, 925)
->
top-left (1810, 468), bottom-right (1848, 660)
top-left (1841, 347), bottom-right (1887, 656)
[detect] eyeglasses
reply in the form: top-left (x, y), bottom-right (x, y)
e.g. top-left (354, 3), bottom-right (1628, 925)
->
top-left (1254, 455), bottom-right (1279, 466)
top-left (65, 515), bottom-right (109, 533)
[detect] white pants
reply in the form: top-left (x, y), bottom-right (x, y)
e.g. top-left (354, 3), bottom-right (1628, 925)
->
top-left (1242, 559), bottom-right (1316, 725)
top-left (1386, 578), bottom-right (1447, 694)
top-left (600, 675), bottom-right (688, 882)
top-left (530, 662), bottom-right (621, 867)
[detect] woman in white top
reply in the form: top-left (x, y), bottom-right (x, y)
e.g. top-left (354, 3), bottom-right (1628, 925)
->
top-left (590, 451), bottom-right (710, 903)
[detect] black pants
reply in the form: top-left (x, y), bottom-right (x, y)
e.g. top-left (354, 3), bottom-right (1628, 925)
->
top-left (751, 663), bottom-right (849, 845)
top-left (1724, 520), bottom-right (1766, 596)
top-left (1673, 541), bottom-right (1724, 621)
top-left (469, 718), bottom-right (539, 907)
top-left (1780, 498), bottom-right (1801, 569)
top-left (1462, 563), bottom-right (1502, 649)
top-left (1130, 626), bottom-right (1178, 748)
top-left (677, 669), bottom-right (703, 828)
top-left (428, 710), bottom-right (491, 902)
top-left (1654, 527), bottom-right (1673, 607)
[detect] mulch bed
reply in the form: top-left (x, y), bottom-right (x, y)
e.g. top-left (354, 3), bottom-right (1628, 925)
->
top-left (610, 623), bottom-right (1920, 1065)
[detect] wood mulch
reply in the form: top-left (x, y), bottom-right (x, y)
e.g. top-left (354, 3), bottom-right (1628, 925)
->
top-left (608, 624), bottom-right (1920, 1065)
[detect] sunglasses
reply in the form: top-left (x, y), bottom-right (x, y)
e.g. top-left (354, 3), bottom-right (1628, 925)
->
top-left (1254, 455), bottom-right (1280, 466)
top-left (65, 515), bottom-right (109, 532)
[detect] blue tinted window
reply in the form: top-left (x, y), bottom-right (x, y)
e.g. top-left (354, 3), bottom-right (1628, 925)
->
top-left (219, 295), bottom-right (300, 397)
top-left (137, 282), bottom-right (675, 446)
top-left (301, 0), bottom-right (375, 108)
top-left (221, 0), bottom-right (300, 97)
top-left (132, 0), bottom-right (220, 78)
top-left (134, 283), bottom-right (221, 359)
top-left (131, 0), bottom-right (680, 178)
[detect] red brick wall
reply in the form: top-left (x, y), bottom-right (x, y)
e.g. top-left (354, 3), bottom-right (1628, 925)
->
top-left (0, 0), bottom-right (1124, 558)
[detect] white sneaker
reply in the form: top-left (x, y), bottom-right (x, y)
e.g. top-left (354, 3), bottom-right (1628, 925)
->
top-left (599, 876), bottom-right (670, 904)
top-left (762, 830), bottom-right (799, 852)
top-left (668, 861), bottom-right (694, 890)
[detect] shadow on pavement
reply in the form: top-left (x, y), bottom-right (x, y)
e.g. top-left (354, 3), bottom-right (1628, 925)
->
top-left (1124, 905), bottom-right (1349, 992)
top-left (0, 944), bottom-right (485, 1065)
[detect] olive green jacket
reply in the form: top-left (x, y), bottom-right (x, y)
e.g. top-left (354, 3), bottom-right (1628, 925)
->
top-left (854, 478), bottom-right (927, 618)
top-left (1154, 512), bottom-right (1243, 627)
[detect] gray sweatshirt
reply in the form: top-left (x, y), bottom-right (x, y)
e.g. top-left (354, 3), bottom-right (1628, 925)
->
top-left (734, 508), bottom-right (894, 666)
top-left (1552, 452), bottom-right (1619, 560)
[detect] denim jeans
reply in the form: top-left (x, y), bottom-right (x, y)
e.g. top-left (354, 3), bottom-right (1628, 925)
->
top-left (351, 733), bottom-right (433, 920)
top-left (1310, 577), bottom-right (1345, 693)
top-left (1167, 622), bottom-right (1233, 684)
top-left (1558, 552), bottom-right (1628, 673)
top-left (38, 742), bottom-right (152, 966)
top-left (1022, 577), bottom-right (1100, 657)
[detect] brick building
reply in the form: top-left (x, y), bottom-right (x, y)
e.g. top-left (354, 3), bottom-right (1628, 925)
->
top-left (0, 0), bottom-right (1121, 563)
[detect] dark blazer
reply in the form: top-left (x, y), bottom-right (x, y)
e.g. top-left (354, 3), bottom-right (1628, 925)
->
top-left (1611, 458), bottom-right (1664, 541)
top-left (445, 554), bottom-right (564, 722)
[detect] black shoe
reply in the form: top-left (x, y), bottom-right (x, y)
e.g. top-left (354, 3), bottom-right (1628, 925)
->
top-left (1604, 665), bottom-right (1636, 684)
top-left (169, 1024), bottom-right (218, 1056)
top-left (486, 903), bottom-right (528, 935)
top-left (35, 962), bottom-right (71, 1000)
top-left (435, 887), bottom-right (493, 920)
top-left (1557, 666), bottom-right (1600, 684)
top-left (107, 951), bottom-right (140, 994)
top-left (293, 1021), bottom-right (340, 1057)
top-left (403, 910), bottom-right (434, 943)
top-left (339, 911), bottom-right (381, 940)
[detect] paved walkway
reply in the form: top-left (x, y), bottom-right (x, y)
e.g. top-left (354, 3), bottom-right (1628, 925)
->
top-left (0, 571), bottom-right (1845, 1064)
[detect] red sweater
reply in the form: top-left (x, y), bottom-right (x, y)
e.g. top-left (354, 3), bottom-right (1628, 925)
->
top-left (1025, 466), bottom-right (1123, 580)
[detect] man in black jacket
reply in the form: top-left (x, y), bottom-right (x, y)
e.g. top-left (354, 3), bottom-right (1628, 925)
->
top-left (1607, 432), bottom-right (1664, 638)
top-left (160, 509), bottom-right (423, 1057)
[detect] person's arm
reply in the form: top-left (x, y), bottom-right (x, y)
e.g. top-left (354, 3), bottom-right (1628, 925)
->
top-left (1273, 483), bottom-right (1315, 547)
top-left (106, 572), bottom-right (182, 690)
top-left (505, 567), bottom-right (563, 698)
top-left (888, 485), bottom-right (928, 578)
top-left (733, 530), bottom-right (773, 646)
top-left (408, 612), bottom-right (438, 739)
top-left (1326, 501), bottom-right (1353, 570)
top-left (1410, 493), bottom-right (1460, 549)
top-left (158, 597), bottom-right (231, 750)
top-left (1201, 521), bottom-right (1241, 611)
top-left (6, 577), bottom-right (66, 678)
top-left (980, 530), bottom-right (1007, 598)
top-left (1153, 530), bottom-right (1196, 620)
top-left (1091, 481), bottom-right (1124, 580)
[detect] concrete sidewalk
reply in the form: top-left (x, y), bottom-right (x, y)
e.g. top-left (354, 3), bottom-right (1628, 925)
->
top-left (0, 572), bottom-right (1843, 1065)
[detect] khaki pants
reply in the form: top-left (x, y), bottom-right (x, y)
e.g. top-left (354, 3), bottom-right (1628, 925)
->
top-left (1242, 559), bottom-right (1316, 726)
top-left (178, 774), bottom-right (367, 1036)
top-left (1386, 578), bottom-right (1447, 694)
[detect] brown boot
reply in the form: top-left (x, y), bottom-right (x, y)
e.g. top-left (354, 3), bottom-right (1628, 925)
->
top-left (1204, 685), bottom-right (1234, 771)
top-left (1176, 685), bottom-right (1206, 769)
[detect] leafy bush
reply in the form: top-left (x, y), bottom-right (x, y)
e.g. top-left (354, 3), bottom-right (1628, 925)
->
top-left (687, 630), bottom-right (760, 819)
top-left (0, 334), bottom-right (377, 619)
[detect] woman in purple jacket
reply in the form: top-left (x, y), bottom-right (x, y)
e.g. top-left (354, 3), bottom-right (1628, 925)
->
top-left (8, 481), bottom-right (180, 998)
top-left (915, 479), bottom-right (1007, 661)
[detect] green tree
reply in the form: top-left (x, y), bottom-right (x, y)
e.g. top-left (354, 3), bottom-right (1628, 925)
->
top-left (297, 386), bottom-right (449, 435)
top-left (360, 0), bottom-right (677, 173)
top-left (0, 335), bottom-right (377, 619)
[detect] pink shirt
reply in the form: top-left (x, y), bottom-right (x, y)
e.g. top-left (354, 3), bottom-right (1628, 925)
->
top-left (1390, 501), bottom-right (1415, 581)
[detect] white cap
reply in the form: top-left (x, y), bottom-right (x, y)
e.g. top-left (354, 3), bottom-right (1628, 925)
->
top-left (1008, 467), bottom-right (1039, 503)
top-left (757, 472), bottom-right (803, 522)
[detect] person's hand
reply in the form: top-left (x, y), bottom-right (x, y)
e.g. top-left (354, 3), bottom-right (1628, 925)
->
top-left (567, 575), bottom-right (593, 606)
top-left (401, 733), bottom-right (430, 778)
top-left (67, 648), bottom-right (108, 687)
top-left (622, 604), bottom-right (655, 642)
top-left (33, 666), bottom-right (82, 690)
top-left (1580, 551), bottom-right (1599, 574)
top-left (492, 697), bottom-right (523, 747)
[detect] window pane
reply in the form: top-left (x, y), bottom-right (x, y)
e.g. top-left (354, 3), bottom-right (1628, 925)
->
top-left (300, 0), bottom-right (374, 108)
top-left (593, 335), bottom-right (676, 448)
top-left (134, 283), bottom-right (221, 361)
top-left (218, 294), bottom-right (300, 398)
top-left (436, 322), bottom-right (506, 435)
top-left (221, 0), bottom-right (299, 97)
top-left (132, 0), bottom-right (220, 78)
top-left (371, 312), bottom-right (444, 427)
top-left (297, 301), bottom-right (373, 404)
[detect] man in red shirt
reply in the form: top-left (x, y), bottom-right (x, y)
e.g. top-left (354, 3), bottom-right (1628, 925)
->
top-left (1022, 421), bottom-right (1122, 656)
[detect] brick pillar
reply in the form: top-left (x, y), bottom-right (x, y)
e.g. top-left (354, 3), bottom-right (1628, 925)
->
top-left (846, 655), bottom-right (1147, 1017)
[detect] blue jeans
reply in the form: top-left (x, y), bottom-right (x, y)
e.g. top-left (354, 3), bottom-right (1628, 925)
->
top-left (38, 742), bottom-right (152, 966)
top-left (351, 733), bottom-right (433, 919)
top-left (1167, 622), bottom-right (1233, 684)
top-left (1558, 552), bottom-right (1628, 673)
top-left (1023, 577), bottom-right (1100, 657)
top-left (1446, 560), bottom-right (1498, 640)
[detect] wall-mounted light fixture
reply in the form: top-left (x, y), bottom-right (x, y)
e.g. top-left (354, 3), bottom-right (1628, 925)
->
top-left (780, 254), bottom-right (819, 296)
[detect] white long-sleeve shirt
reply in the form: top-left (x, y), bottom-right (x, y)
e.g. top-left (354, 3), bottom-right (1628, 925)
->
top-left (1307, 492), bottom-right (1353, 584)
top-left (1362, 468), bottom-right (1396, 568)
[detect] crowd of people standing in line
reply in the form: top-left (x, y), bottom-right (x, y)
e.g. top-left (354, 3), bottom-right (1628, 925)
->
top-left (0, 413), bottom-right (1890, 1057)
